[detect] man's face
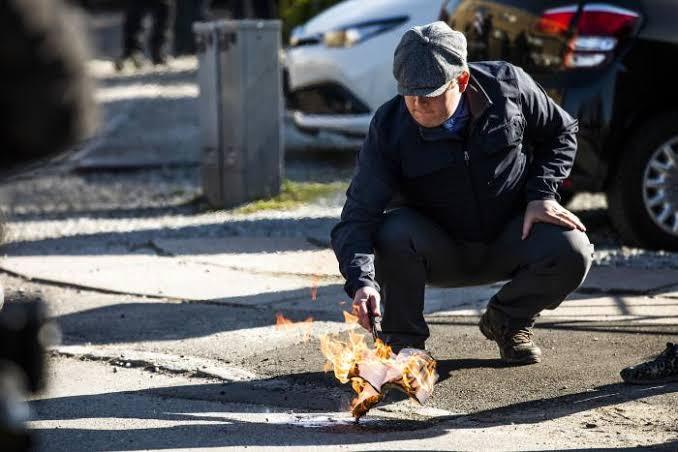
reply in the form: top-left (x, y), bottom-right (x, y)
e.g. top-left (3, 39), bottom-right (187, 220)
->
top-left (404, 72), bottom-right (470, 128)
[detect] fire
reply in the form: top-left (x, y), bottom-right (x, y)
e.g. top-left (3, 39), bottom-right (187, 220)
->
top-left (319, 330), bottom-right (374, 384)
top-left (319, 329), bottom-right (438, 420)
top-left (275, 312), bottom-right (314, 341)
top-left (310, 275), bottom-right (319, 301)
top-left (342, 310), bottom-right (359, 324)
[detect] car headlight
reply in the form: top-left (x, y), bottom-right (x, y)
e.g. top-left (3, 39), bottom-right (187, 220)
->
top-left (322, 16), bottom-right (409, 48)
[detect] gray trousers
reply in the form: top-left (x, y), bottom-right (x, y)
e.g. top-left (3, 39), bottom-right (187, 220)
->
top-left (374, 208), bottom-right (594, 350)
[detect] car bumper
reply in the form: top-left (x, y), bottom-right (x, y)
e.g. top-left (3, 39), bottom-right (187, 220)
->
top-left (284, 112), bottom-right (364, 151)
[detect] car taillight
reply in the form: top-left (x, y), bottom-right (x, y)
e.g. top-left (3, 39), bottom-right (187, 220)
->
top-left (537, 5), bottom-right (577, 35)
top-left (539, 3), bottom-right (640, 69)
top-left (577, 4), bottom-right (639, 37)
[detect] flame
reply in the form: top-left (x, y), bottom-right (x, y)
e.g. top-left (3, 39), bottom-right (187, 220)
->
top-left (310, 275), bottom-right (319, 301)
top-left (275, 312), bottom-right (314, 341)
top-left (342, 310), bottom-right (359, 324)
top-left (319, 332), bottom-right (438, 419)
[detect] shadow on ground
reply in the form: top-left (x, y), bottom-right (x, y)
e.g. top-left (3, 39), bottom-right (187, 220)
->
top-left (428, 318), bottom-right (678, 337)
top-left (28, 374), bottom-right (678, 450)
top-left (55, 297), bottom-right (345, 345)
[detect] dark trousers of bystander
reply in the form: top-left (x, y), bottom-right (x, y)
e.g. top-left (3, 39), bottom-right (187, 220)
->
top-left (374, 207), bottom-right (595, 351)
top-left (122, 0), bottom-right (176, 60)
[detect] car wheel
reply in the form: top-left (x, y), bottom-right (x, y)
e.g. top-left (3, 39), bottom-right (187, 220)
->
top-left (607, 113), bottom-right (678, 250)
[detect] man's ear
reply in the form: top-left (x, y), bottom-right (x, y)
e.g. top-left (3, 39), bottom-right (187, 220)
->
top-left (458, 71), bottom-right (470, 93)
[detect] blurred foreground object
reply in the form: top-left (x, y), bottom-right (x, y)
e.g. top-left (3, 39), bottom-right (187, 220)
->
top-left (620, 343), bottom-right (678, 385)
top-left (0, 0), bottom-right (96, 173)
top-left (0, 1), bottom-right (90, 450)
top-left (194, 20), bottom-right (283, 208)
top-left (0, 299), bottom-right (59, 452)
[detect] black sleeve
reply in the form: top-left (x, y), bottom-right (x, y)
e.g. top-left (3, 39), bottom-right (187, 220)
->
top-left (330, 115), bottom-right (398, 298)
top-left (515, 66), bottom-right (579, 202)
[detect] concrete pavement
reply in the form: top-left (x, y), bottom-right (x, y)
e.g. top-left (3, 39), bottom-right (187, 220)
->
top-left (2, 172), bottom-right (677, 450)
top-left (2, 234), bottom-right (678, 316)
top-left (28, 352), bottom-right (677, 451)
top-left (1, 231), bottom-right (676, 450)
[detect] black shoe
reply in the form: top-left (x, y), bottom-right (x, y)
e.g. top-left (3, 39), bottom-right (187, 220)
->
top-left (620, 342), bottom-right (678, 384)
top-left (479, 307), bottom-right (542, 365)
top-left (114, 51), bottom-right (145, 72)
top-left (151, 52), bottom-right (170, 66)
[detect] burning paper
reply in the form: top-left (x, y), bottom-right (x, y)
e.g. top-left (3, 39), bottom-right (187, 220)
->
top-left (319, 330), bottom-right (438, 420)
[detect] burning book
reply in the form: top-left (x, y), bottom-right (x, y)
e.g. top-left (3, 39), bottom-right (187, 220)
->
top-left (320, 327), bottom-right (438, 420)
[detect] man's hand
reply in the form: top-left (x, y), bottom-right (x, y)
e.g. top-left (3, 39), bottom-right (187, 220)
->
top-left (522, 199), bottom-right (586, 240)
top-left (352, 286), bottom-right (382, 332)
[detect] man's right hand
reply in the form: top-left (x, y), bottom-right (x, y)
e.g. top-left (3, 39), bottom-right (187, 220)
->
top-left (352, 286), bottom-right (382, 332)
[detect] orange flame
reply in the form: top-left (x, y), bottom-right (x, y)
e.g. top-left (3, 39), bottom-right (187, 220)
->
top-left (319, 332), bottom-right (438, 419)
top-left (310, 275), bottom-right (319, 301)
top-left (342, 310), bottom-right (359, 324)
top-left (275, 312), bottom-right (314, 341)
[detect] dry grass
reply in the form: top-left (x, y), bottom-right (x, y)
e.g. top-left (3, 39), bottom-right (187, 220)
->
top-left (233, 179), bottom-right (347, 214)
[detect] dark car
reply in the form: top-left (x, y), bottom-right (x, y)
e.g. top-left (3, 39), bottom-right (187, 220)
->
top-left (441, 0), bottom-right (678, 250)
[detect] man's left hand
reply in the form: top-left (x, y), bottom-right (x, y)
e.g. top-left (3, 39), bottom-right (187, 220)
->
top-left (522, 199), bottom-right (586, 240)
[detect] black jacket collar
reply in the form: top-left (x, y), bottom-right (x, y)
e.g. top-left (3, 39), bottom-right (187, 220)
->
top-left (466, 74), bottom-right (493, 119)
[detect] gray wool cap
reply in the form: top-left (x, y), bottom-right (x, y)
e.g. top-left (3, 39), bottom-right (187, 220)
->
top-left (393, 21), bottom-right (468, 97)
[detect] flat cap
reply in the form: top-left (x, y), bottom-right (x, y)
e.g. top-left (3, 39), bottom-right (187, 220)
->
top-left (393, 21), bottom-right (468, 97)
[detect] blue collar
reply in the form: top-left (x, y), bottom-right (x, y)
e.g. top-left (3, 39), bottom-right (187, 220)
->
top-left (418, 94), bottom-right (470, 142)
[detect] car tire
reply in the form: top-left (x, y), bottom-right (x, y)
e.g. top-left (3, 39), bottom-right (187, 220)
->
top-left (607, 113), bottom-right (678, 250)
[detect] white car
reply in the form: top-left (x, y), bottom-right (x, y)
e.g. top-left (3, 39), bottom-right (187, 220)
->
top-left (284, 0), bottom-right (443, 150)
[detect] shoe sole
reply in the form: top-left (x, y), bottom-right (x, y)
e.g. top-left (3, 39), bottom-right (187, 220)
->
top-left (501, 354), bottom-right (542, 365)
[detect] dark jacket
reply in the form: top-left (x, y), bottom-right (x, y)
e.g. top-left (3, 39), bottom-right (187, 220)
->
top-left (331, 61), bottom-right (579, 298)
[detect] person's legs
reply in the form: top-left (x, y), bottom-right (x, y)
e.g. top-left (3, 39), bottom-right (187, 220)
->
top-left (116, 0), bottom-right (149, 70)
top-left (251, 0), bottom-right (277, 18)
top-left (122, 0), bottom-right (147, 57)
top-left (374, 209), bottom-right (594, 357)
top-left (149, 0), bottom-right (176, 64)
top-left (374, 208), bottom-right (478, 352)
top-left (477, 214), bottom-right (594, 363)
top-left (484, 214), bottom-right (594, 324)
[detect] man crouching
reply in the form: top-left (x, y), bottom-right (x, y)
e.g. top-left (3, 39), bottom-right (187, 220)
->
top-left (331, 21), bottom-right (594, 365)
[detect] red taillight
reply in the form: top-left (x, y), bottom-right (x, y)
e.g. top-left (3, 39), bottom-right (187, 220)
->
top-left (538, 3), bottom-right (640, 68)
top-left (537, 5), bottom-right (577, 35)
top-left (577, 4), bottom-right (639, 37)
